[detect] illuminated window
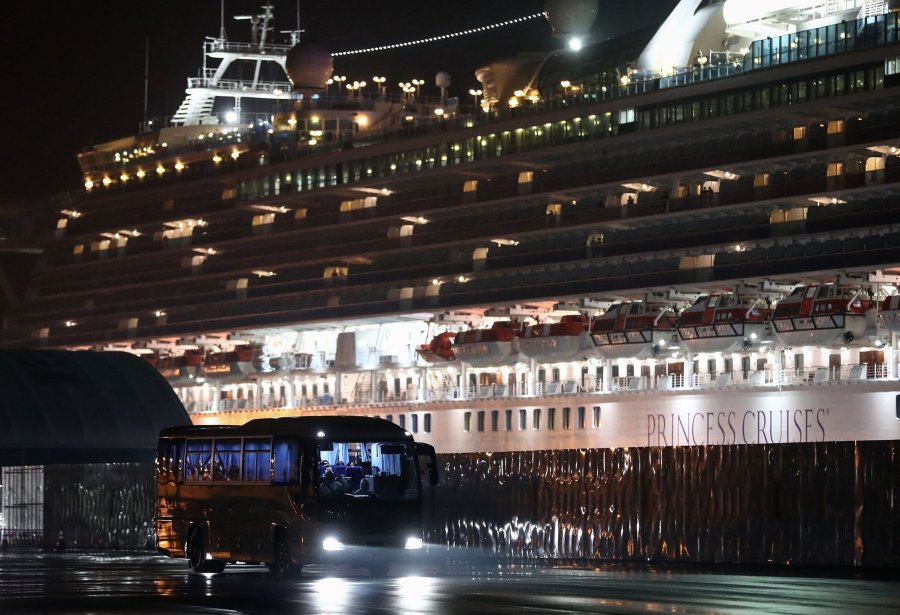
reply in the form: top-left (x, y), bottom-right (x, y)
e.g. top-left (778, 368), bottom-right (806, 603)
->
top-left (826, 161), bottom-right (844, 177)
top-left (792, 126), bottom-right (807, 140)
top-left (545, 203), bottom-right (562, 216)
top-left (518, 171), bottom-right (533, 184)
top-left (866, 156), bottom-right (885, 172)
top-left (826, 120), bottom-right (845, 135)
top-left (753, 173), bottom-right (770, 187)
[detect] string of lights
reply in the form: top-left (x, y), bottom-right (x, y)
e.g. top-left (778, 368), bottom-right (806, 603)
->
top-left (332, 12), bottom-right (546, 57)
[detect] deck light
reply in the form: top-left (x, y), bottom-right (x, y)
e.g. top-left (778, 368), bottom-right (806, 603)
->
top-left (316, 430), bottom-right (325, 437)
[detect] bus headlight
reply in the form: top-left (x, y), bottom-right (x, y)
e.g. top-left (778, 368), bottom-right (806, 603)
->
top-left (323, 537), bottom-right (345, 552)
top-left (404, 537), bottom-right (424, 550)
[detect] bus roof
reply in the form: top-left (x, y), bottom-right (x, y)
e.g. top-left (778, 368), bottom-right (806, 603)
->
top-left (159, 415), bottom-right (414, 442)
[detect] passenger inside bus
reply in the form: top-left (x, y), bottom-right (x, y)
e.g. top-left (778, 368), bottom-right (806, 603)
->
top-left (353, 478), bottom-right (371, 496)
top-left (318, 469), bottom-right (348, 496)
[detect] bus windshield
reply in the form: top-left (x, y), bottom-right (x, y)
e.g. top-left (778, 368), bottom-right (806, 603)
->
top-left (316, 440), bottom-right (417, 500)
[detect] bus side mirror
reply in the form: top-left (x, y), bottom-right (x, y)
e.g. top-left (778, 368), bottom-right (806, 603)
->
top-left (415, 442), bottom-right (439, 486)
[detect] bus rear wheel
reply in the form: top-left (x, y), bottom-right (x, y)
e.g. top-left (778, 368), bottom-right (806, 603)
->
top-left (267, 536), bottom-right (301, 578)
top-left (187, 528), bottom-right (225, 573)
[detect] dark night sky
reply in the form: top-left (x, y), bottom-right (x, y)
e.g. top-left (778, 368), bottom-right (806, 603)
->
top-left (0, 1), bottom-right (676, 197)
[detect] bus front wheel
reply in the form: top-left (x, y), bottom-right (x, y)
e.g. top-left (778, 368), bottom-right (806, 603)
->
top-left (187, 528), bottom-right (224, 574)
top-left (268, 536), bottom-right (301, 578)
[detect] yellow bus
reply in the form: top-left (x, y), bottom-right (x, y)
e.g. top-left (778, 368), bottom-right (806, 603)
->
top-left (155, 416), bottom-right (438, 576)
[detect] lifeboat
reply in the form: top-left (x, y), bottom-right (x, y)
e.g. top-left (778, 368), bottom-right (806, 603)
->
top-left (879, 295), bottom-right (900, 332)
top-left (677, 293), bottom-right (770, 353)
top-left (518, 314), bottom-right (592, 363)
top-left (772, 285), bottom-right (871, 346)
top-left (453, 321), bottom-right (521, 367)
top-left (416, 331), bottom-right (457, 363)
top-left (156, 348), bottom-right (204, 382)
top-left (201, 343), bottom-right (258, 377)
top-left (589, 302), bottom-right (677, 359)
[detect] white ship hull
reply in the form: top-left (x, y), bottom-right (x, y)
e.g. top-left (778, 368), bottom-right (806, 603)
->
top-left (192, 381), bottom-right (900, 453)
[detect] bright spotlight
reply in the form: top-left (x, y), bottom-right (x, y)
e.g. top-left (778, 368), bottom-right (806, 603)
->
top-left (568, 37), bottom-right (583, 51)
top-left (225, 110), bottom-right (238, 123)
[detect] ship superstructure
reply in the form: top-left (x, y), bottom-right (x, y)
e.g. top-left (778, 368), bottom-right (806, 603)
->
top-left (4, 0), bottom-right (900, 451)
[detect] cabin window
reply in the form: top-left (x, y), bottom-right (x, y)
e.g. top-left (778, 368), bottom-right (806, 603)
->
top-left (592, 406), bottom-right (602, 429)
top-left (533, 408), bottom-right (542, 431)
top-left (826, 161), bottom-right (844, 177)
top-left (411, 414), bottom-right (419, 433)
top-left (242, 439), bottom-right (272, 482)
top-left (477, 411), bottom-right (485, 432)
top-left (753, 173), bottom-right (769, 187)
top-left (826, 120), bottom-right (844, 135)
top-left (792, 126), bottom-right (807, 140)
top-left (519, 409), bottom-right (527, 431)
top-left (464, 411), bottom-right (472, 432)
top-left (491, 410), bottom-right (499, 432)
top-left (562, 407), bottom-right (571, 430)
top-left (424, 413), bottom-right (431, 433)
top-left (577, 406), bottom-right (586, 430)
top-left (505, 409), bottom-right (513, 432)
top-left (866, 156), bottom-right (885, 172)
top-left (548, 408), bottom-right (556, 431)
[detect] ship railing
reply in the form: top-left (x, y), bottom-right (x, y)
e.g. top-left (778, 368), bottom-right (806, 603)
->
top-left (187, 77), bottom-right (293, 95)
top-left (206, 39), bottom-right (294, 55)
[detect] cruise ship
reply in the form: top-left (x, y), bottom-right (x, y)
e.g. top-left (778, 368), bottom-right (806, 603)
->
top-left (2, 1), bottom-right (899, 565)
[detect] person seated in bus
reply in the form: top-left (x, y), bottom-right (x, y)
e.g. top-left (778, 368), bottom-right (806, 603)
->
top-left (318, 469), bottom-right (347, 496)
top-left (353, 478), bottom-right (371, 496)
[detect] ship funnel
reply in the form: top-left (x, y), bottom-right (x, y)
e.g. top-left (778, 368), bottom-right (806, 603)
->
top-left (285, 41), bottom-right (334, 94)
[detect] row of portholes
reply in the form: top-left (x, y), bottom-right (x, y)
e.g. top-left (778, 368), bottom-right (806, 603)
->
top-left (372, 412), bottom-right (431, 434)
top-left (463, 406), bottom-right (602, 433)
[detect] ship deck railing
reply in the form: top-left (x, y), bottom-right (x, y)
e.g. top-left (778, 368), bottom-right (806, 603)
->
top-left (178, 361), bottom-right (896, 414)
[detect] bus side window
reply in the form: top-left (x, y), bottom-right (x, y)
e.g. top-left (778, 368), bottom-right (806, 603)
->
top-left (242, 438), bottom-right (272, 482)
top-left (185, 439), bottom-right (212, 481)
top-left (272, 439), bottom-right (300, 484)
top-left (168, 440), bottom-right (183, 484)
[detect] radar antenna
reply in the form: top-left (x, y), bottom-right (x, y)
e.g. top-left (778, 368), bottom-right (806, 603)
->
top-left (280, 0), bottom-right (304, 46)
top-left (234, 4), bottom-right (275, 51)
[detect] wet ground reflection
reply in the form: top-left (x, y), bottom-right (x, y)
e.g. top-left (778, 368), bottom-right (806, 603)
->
top-left (0, 551), bottom-right (897, 614)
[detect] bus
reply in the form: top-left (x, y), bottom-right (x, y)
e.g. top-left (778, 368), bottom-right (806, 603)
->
top-left (155, 416), bottom-right (438, 576)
